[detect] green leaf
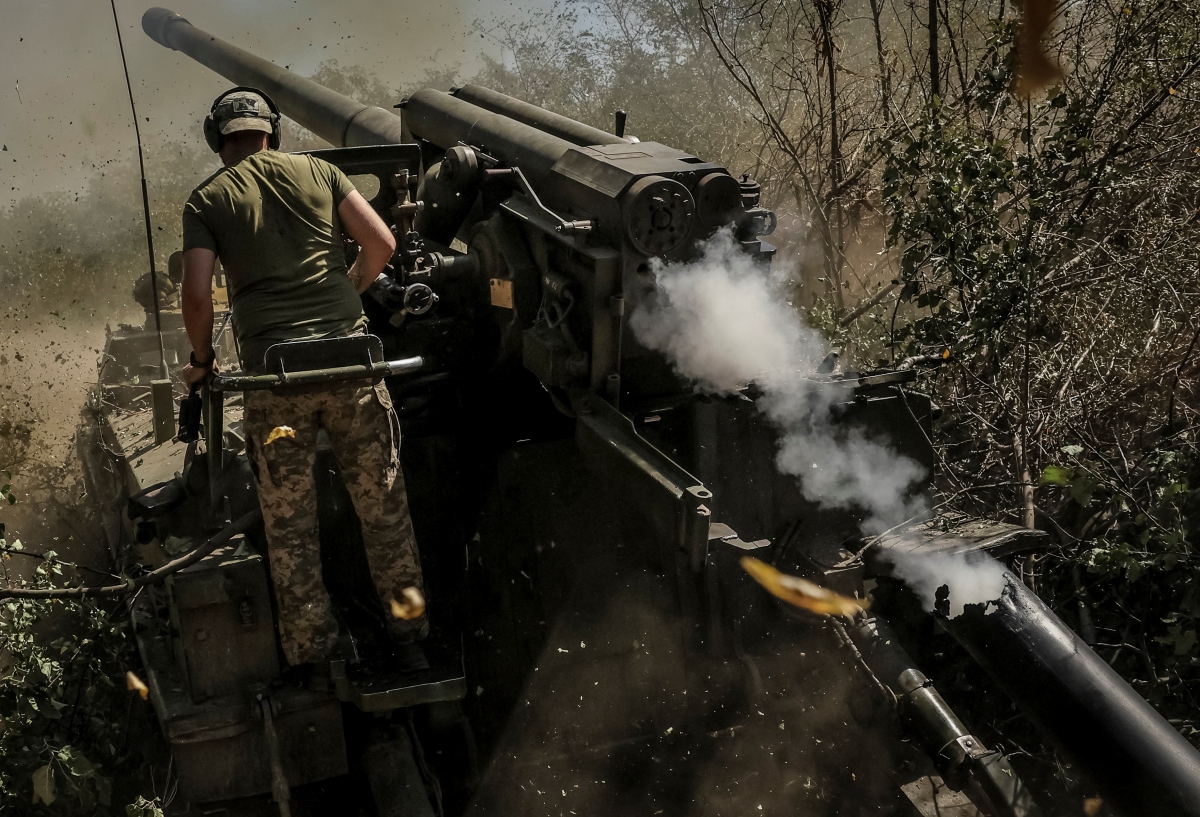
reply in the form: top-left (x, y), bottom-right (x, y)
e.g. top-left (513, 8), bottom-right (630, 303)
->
top-left (1154, 625), bottom-right (1197, 656)
top-left (96, 775), bottom-right (112, 807)
top-left (57, 745), bottom-right (95, 776)
top-left (32, 764), bottom-right (55, 806)
top-left (127, 796), bottom-right (165, 817)
top-left (1068, 475), bottom-right (1100, 506)
top-left (1039, 465), bottom-right (1074, 486)
top-left (1182, 630), bottom-right (1200, 656)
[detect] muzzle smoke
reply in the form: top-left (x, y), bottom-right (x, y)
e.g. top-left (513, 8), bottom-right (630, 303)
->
top-left (629, 230), bottom-right (927, 534)
top-left (876, 547), bottom-right (1010, 618)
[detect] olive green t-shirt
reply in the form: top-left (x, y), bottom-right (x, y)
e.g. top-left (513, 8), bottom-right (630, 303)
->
top-left (182, 151), bottom-right (367, 371)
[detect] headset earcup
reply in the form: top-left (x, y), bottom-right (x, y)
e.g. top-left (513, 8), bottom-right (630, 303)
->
top-left (269, 117), bottom-right (281, 150)
top-left (203, 116), bottom-right (222, 153)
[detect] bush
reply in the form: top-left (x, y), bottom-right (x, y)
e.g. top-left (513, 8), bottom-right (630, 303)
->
top-left (0, 524), bottom-right (150, 813)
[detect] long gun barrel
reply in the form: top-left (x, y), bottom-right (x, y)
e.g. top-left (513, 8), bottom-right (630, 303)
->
top-left (140, 9), bottom-right (632, 210)
top-left (451, 84), bottom-right (628, 148)
top-left (942, 571), bottom-right (1200, 817)
top-left (141, 7), bottom-right (405, 147)
top-left (870, 549), bottom-right (1200, 817)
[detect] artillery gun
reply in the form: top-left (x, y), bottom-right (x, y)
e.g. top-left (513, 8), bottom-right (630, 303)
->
top-left (69, 6), bottom-right (1200, 815)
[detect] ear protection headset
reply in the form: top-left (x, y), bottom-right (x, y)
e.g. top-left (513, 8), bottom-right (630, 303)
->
top-left (203, 86), bottom-right (282, 153)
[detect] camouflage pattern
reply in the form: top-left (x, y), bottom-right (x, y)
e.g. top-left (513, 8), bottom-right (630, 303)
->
top-left (243, 380), bottom-right (427, 666)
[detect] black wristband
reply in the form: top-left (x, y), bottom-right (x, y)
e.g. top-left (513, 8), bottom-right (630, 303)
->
top-left (190, 351), bottom-right (215, 369)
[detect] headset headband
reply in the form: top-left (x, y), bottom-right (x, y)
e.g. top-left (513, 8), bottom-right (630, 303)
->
top-left (209, 86), bottom-right (281, 117)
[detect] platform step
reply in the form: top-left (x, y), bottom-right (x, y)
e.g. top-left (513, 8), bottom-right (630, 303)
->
top-left (333, 632), bottom-right (466, 712)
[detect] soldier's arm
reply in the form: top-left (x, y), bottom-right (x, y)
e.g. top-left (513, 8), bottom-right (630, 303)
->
top-left (339, 190), bottom-right (396, 293)
top-left (181, 247), bottom-right (217, 385)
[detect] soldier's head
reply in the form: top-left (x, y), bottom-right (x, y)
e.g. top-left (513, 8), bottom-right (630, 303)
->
top-left (203, 87), bottom-right (281, 165)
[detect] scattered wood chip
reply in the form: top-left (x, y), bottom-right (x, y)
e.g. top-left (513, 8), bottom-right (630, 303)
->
top-left (389, 586), bottom-right (426, 620)
top-left (741, 557), bottom-right (868, 618)
top-left (264, 426), bottom-right (296, 446)
top-left (126, 670), bottom-right (149, 700)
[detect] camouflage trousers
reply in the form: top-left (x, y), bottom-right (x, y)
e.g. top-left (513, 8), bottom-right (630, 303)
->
top-left (243, 380), bottom-right (427, 666)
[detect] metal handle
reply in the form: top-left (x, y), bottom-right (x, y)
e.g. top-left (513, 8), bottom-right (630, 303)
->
top-left (210, 356), bottom-right (424, 393)
top-left (487, 164), bottom-right (593, 235)
top-left (201, 355), bottom-right (424, 513)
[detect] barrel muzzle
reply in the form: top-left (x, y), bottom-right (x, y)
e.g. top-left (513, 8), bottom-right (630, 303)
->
top-left (141, 7), bottom-right (189, 48)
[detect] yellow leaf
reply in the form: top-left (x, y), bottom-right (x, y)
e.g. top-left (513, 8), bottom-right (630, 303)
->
top-left (389, 586), bottom-right (426, 620)
top-left (31, 764), bottom-right (55, 806)
top-left (264, 426), bottom-right (296, 446)
top-left (1083, 797), bottom-right (1103, 816)
top-left (741, 557), bottom-right (868, 618)
top-left (126, 671), bottom-right (149, 700)
top-left (1169, 87), bottom-right (1177, 95)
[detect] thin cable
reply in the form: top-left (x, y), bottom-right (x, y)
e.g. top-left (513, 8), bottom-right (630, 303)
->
top-left (109, 0), bottom-right (169, 380)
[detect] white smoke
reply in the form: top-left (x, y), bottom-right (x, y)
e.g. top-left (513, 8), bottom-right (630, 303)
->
top-left (876, 547), bottom-right (1010, 618)
top-left (629, 230), bottom-right (928, 533)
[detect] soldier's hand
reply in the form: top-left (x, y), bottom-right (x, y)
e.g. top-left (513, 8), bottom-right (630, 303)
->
top-left (182, 360), bottom-right (218, 387)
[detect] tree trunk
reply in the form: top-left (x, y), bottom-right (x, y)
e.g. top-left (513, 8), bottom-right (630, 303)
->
top-left (928, 0), bottom-right (940, 100)
top-left (869, 0), bottom-right (891, 119)
top-left (817, 0), bottom-right (846, 309)
top-left (1014, 432), bottom-right (1037, 529)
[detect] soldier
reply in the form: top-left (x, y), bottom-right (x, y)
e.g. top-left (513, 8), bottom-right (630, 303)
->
top-left (178, 87), bottom-right (427, 676)
top-left (131, 250), bottom-right (183, 321)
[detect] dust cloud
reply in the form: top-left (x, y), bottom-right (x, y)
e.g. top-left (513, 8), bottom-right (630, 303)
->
top-left (0, 0), bottom-right (492, 208)
top-left (0, 305), bottom-right (117, 572)
top-left (629, 229), bottom-right (928, 534)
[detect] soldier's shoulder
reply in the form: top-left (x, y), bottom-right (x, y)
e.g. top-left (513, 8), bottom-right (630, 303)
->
top-left (261, 150), bottom-right (316, 167)
top-left (293, 152), bottom-right (343, 175)
top-left (303, 152), bottom-right (333, 167)
top-left (258, 150), bottom-right (334, 179)
top-left (188, 166), bottom-right (233, 202)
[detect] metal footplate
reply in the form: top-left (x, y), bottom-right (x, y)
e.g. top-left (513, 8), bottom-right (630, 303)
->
top-left (330, 632), bottom-right (467, 712)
